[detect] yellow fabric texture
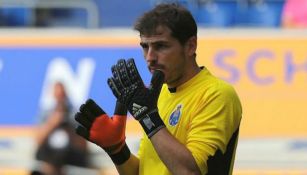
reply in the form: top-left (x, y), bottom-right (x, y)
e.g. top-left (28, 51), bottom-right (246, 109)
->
top-left (138, 68), bottom-right (242, 175)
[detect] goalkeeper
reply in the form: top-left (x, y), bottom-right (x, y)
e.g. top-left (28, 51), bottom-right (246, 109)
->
top-left (75, 3), bottom-right (242, 175)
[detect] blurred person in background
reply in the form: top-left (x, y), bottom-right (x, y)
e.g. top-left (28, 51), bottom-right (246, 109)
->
top-left (282, 0), bottom-right (307, 28)
top-left (32, 81), bottom-right (88, 175)
top-left (75, 3), bottom-right (242, 175)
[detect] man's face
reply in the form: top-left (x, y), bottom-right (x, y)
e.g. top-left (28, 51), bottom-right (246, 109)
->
top-left (140, 26), bottom-right (193, 88)
top-left (53, 83), bottom-right (66, 102)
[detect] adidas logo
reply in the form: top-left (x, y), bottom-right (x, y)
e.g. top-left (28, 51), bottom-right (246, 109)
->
top-left (132, 103), bottom-right (148, 118)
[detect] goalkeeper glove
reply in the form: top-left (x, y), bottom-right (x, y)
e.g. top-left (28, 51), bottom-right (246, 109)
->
top-left (108, 58), bottom-right (165, 138)
top-left (75, 99), bottom-right (130, 165)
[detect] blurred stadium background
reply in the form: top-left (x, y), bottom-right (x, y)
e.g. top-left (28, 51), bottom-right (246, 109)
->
top-left (0, 0), bottom-right (307, 174)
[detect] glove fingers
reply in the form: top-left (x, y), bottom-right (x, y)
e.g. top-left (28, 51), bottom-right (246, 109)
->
top-left (149, 70), bottom-right (165, 99)
top-left (75, 112), bottom-right (92, 129)
top-left (75, 125), bottom-right (90, 140)
top-left (126, 58), bottom-right (144, 87)
top-left (108, 78), bottom-right (122, 99)
top-left (80, 99), bottom-right (106, 122)
top-left (116, 59), bottom-right (132, 87)
top-left (111, 63), bottom-right (125, 90)
top-left (85, 99), bottom-right (106, 116)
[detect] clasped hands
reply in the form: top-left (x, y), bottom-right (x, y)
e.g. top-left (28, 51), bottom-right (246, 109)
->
top-left (75, 58), bottom-right (165, 159)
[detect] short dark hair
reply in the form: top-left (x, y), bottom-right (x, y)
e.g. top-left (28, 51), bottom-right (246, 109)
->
top-left (134, 3), bottom-right (197, 45)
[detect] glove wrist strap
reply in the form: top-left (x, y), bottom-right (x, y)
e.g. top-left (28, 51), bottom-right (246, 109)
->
top-left (108, 143), bottom-right (131, 165)
top-left (139, 109), bottom-right (165, 138)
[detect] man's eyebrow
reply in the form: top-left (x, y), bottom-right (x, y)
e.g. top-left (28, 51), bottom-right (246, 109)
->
top-left (140, 40), bottom-right (168, 45)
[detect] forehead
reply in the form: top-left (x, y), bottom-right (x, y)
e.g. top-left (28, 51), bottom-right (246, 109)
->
top-left (140, 25), bottom-right (174, 43)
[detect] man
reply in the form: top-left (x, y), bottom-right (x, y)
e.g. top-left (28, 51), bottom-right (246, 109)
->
top-left (34, 82), bottom-right (88, 175)
top-left (75, 3), bottom-right (242, 175)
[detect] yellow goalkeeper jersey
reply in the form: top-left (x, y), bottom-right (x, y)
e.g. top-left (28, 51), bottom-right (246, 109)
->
top-left (138, 68), bottom-right (242, 175)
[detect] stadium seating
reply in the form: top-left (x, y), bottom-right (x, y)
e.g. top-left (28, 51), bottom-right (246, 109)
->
top-left (245, 0), bottom-right (285, 27)
top-left (230, 0), bottom-right (284, 27)
top-left (0, 8), bottom-right (33, 26)
top-left (0, 0), bottom-right (99, 28)
top-left (93, 0), bottom-right (152, 27)
top-left (0, 0), bottom-right (286, 28)
top-left (152, 0), bottom-right (285, 28)
top-left (42, 8), bottom-right (88, 28)
top-left (196, 0), bottom-right (238, 27)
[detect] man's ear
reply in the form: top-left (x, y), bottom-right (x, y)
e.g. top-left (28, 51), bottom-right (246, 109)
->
top-left (185, 36), bottom-right (197, 57)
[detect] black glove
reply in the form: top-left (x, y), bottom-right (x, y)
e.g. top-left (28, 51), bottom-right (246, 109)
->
top-left (108, 58), bottom-right (165, 137)
top-left (75, 99), bottom-right (130, 165)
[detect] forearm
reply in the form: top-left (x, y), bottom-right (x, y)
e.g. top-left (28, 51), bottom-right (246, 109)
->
top-left (115, 153), bottom-right (139, 175)
top-left (35, 122), bottom-right (58, 145)
top-left (36, 112), bottom-right (64, 145)
top-left (150, 128), bottom-right (201, 175)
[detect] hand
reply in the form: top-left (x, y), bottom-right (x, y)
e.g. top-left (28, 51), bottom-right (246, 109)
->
top-left (108, 58), bottom-right (165, 137)
top-left (75, 99), bottom-right (127, 154)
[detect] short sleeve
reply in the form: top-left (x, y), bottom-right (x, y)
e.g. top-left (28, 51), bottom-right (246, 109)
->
top-left (186, 83), bottom-right (242, 173)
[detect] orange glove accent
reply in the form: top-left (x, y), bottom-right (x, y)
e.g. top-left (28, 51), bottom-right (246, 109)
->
top-left (75, 99), bottom-right (127, 154)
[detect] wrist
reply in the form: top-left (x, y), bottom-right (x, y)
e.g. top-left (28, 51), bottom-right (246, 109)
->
top-left (138, 109), bottom-right (165, 138)
top-left (108, 143), bottom-right (131, 165)
top-left (114, 101), bottom-right (127, 115)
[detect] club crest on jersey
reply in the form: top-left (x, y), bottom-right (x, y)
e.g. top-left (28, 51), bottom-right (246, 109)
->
top-left (169, 104), bottom-right (182, 126)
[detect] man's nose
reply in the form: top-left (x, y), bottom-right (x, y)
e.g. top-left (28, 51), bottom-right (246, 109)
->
top-left (146, 47), bottom-right (157, 63)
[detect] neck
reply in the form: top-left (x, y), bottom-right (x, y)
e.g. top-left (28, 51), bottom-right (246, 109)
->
top-left (167, 63), bottom-right (201, 89)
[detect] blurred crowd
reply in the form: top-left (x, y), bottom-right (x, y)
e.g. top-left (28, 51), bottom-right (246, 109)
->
top-left (0, 0), bottom-right (306, 29)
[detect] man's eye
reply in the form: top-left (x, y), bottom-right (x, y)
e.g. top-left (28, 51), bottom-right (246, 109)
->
top-left (156, 44), bottom-right (167, 50)
top-left (140, 43), bottom-right (148, 49)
